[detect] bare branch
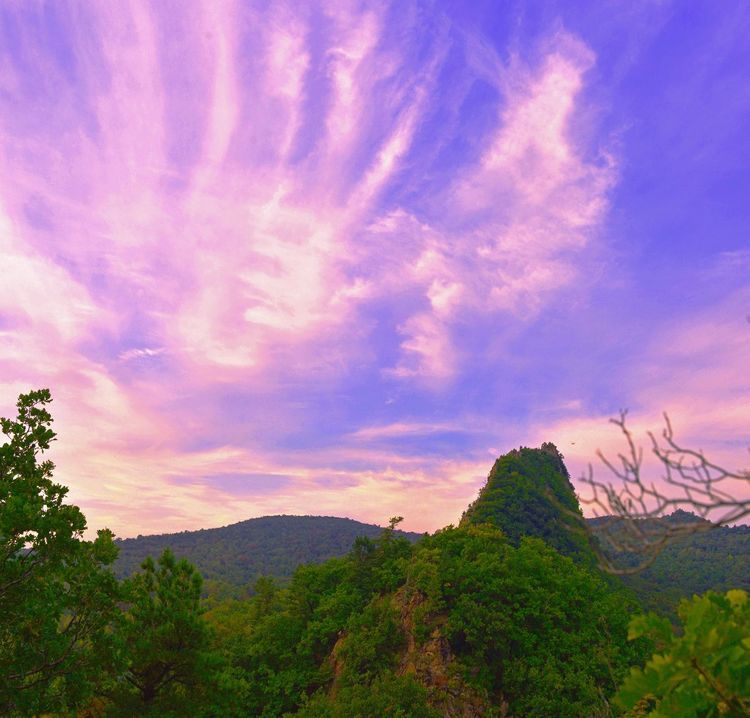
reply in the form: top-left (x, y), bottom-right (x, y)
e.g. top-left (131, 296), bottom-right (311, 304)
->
top-left (579, 412), bottom-right (750, 574)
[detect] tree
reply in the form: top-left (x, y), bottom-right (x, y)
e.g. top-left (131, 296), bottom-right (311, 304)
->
top-left (577, 411), bottom-right (750, 573)
top-left (575, 412), bottom-right (750, 716)
top-left (0, 389), bottom-right (121, 716)
top-left (409, 525), bottom-right (645, 718)
top-left (105, 549), bottom-right (217, 716)
top-left (462, 443), bottom-right (597, 566)
top-left (617, 589), bottom-right (750, 717)
top-left (295, 674), bottom-right (439, 718)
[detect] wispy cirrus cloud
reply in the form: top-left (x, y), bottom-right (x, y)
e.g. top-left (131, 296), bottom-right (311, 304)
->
top-left (1, 1), bottom-right (748, 536)
top-left (529, 286), bottom-right (750, 509)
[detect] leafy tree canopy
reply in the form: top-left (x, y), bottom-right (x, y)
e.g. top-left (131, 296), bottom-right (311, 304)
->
top-left (618, 590), bottom-right (750, 717)
top-left (461, 443), bottom-right (597, 565)
top-left (104, 549), bottom-right (222, 717)
top-left (0, 389), bottom-right (121, 717)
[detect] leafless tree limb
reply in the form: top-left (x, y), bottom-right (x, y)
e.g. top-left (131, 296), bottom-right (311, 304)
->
top-left (580, 411), bottom-right (750, 574)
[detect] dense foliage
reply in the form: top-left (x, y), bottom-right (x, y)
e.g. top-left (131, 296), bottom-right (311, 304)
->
top-left (202, 520), bottom-right (644, 718)
top-left (618, 590), bottom-right (750, 716)
top-left (589, 511), bottom-right (750, 617)
top-left (2, 390), bottom-right (748, 718)
top-left (405, 525), bottom-right (645, 717)
top-left (295, 674), bottom-right (438, 717)
top-left (0, 390), bottom-right (121, 716)
top-left (623, 522), bottom-right (750, 617)
top-left (104, 550), bottom-right (217, 716)
top-left (114, 514), bottom-right (421, 593)
top-left (461, 442), bottom-right (597, 565)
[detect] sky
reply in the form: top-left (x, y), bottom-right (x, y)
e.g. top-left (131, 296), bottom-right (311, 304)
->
top-left (1, 0), bottom-right (749, 538)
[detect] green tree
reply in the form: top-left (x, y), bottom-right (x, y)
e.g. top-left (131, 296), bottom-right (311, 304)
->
top-left (461, 443), bottom-right (597, 566)
top-left (294, 673), bottom-right (439, 718)
top-left (105, 549), bottom-right (218, 716)
top-left (0, 389), bottom-right (121, 716)
top-left (617, 590), bottom-right (750, 717)
top-left (211, 521), bottom-right (416, 718)
top-left (408, 524), bottom-right (644, 718)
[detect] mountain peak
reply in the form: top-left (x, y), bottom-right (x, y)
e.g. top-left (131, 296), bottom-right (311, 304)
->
top-left (461, 444), bottom-right (596, 564)
top-left (664, 509), bottom-right (710, 525)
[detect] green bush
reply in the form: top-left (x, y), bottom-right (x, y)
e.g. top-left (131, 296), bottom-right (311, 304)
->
top-left (617, 590), bottom-right (750, 717)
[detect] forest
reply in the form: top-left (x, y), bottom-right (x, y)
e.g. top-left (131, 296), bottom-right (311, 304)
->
top-left (113, 515), bottom-right (423, 595)
top-left (2, 390), bottom-right (749, 717)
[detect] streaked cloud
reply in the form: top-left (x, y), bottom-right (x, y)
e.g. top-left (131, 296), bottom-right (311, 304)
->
top-left (1, 0), bottom-right (748, 536)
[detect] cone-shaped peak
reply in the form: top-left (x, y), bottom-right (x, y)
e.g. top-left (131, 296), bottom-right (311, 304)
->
top-left (461, 443), bottom-right (596, 565)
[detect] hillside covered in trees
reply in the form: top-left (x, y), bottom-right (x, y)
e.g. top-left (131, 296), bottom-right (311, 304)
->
top-left (114, 515), bottom-right (422, 597)
top-left (115, 455), bottom-right (750, 612)
top-left (615, 518), bottom-right (750, 616)
top-left (3, 391), bottom-right (749, 717)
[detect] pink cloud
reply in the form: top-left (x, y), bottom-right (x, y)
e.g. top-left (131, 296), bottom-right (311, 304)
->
top-left (358, 33), bottom-right (616, 382)
top-left (0, 3), bottom-right (667, 539)
top-left (528, 289), bottom-right (750, 515)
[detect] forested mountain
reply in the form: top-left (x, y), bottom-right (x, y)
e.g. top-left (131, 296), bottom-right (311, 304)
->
top-left (114, 451), bottom-right (750, 610)
top-left (114, 515), bottom-right (422, 594)
top-left (619, 519), bottom-right (750, 614)
top-left (214, 521), bottom-right (645, 717)
top-left (191, 444), bottom-right (648, 717)
top-left (461, 442), bottom-right (597, 565)
top-left (4, 389), bottom-right (748, 717)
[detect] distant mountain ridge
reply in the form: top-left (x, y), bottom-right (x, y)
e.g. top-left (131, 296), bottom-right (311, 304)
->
top-left (586, 508), bottom-right (750, 612)
top-left (110, 445), bottom-right (750, 715)
top-left (114, 515), bottom-right (422, 590)
top-left (618, 518), bottom-right (750, 613)
top-left (114, 447), bottom-right (750, 611)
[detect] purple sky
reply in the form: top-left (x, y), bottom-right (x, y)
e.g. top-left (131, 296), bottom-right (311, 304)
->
top-left (1, 1), bottom-right (749, 538)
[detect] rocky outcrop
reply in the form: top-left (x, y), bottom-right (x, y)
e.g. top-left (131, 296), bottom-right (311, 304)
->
top-left (397, 588), bottom-right (498, 718)
top-left (326, 586), bottom-right (498, 717)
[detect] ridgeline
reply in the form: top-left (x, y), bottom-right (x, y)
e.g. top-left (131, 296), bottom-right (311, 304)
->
top-left (114, 515), bottom-right (422, 596)
top-left (114, 445), bottom-right (750, 611)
